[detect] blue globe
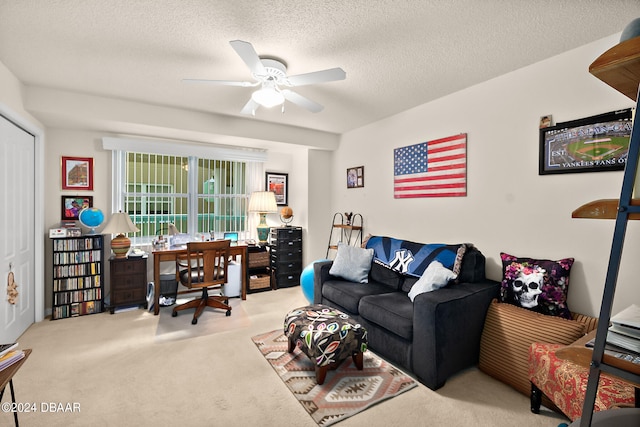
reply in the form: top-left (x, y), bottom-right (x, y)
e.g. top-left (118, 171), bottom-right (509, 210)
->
top-left (79, 208), bottom-right (104, 233)
top-left (300, 259), bottom-right (330, 303)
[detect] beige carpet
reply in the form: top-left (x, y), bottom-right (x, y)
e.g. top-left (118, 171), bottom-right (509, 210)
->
top-left (9, 287), bottom-right (567, 427)
top-left (155, 296), bottom-right (251, 343)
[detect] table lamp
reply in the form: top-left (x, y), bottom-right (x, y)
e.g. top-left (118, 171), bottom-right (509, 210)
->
top-left (248, 191), bottom-right (278, 244)
top-left (102, 211), bottom-right (140, 258)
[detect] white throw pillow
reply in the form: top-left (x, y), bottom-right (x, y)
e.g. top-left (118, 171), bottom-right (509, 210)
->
top-left (329, 242), bottom-right (374, 283)
top-left (407, 261), bottom-right (457, 302)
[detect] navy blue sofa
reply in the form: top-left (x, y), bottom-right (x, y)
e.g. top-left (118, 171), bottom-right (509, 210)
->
top-left (314, 246), bottom-right (500, 390)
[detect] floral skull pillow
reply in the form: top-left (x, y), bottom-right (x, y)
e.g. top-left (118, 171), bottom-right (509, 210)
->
top-left (500, 252), bottom-right (574, 319)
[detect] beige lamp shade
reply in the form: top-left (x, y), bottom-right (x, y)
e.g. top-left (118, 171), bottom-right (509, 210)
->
top-left (248, 191), bottom-right (278, 213)
top-left (103, 211), bottom-right (139, 258)
top-left (248, 191), bottom-right (278, 243)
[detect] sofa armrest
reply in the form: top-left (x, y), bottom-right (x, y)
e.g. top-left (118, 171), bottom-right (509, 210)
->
top-left (571, 312), bottom-right (598, 334)
top-left (313, 260), bottom-right (334, 304)
top-left (411, 280), bottom-right (500, 390)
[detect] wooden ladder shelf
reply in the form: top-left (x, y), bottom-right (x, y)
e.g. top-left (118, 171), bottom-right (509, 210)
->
top-left (572, 35), bottom-right (640, 426)
top-left (325, 213), bottom-right (363, 258)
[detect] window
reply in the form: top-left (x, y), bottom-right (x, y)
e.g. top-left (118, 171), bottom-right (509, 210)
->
top-left (196, 157), bottom-right (248, 236)
top-left (116, 152), bottom-right (251, 243)
top-left (104, 136), bottom-right (267, 244)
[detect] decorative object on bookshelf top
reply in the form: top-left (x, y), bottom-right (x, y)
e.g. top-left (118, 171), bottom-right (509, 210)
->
top-left (78, 207), bottom-right (104, 234)
top-left (620, 17), bottom-right (640, 42)
top-left (102, 211), bottom-right (139, 258)
top-left (280, 206), bottom-right (294, 226)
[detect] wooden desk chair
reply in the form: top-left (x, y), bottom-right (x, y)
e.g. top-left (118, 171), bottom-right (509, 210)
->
top-left (172, 240), bottom-right (232, 325)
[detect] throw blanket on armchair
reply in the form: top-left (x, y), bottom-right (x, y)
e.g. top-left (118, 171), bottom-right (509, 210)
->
top-left (365, 235), bottom-right (466, 278)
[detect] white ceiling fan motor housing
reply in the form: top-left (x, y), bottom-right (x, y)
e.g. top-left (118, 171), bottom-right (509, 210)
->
top-left (253, 58), bottom-right (288, 85)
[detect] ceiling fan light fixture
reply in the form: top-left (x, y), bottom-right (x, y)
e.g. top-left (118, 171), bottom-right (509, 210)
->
top-left (251, 87), bottom-right (285, 108)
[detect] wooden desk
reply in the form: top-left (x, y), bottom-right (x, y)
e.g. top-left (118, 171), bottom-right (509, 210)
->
top-left (0, 348), bottom-right (32, 427)
top-left (151, 244), bottom-right (248, 315)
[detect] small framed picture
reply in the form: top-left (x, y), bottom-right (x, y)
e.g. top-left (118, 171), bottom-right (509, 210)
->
top-left (539, 115), bottom-right (553, 129)
top-left (266, 172), bottom-right (288, 206)
top-left (61, 196), bottom-right (93, 220)
top-left (347, 166), bottom-right (364, 188)
top-left (61, 156), bottom-right (94, 191)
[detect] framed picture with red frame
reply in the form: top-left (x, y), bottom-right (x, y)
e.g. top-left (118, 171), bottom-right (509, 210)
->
top-left (61, 156), bottom-right (94, 190)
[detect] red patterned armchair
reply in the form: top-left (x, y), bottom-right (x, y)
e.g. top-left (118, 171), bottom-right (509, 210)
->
top-left (529, 342), bottom-right (637, 421)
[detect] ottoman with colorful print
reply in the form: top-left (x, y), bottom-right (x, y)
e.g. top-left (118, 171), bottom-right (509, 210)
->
top-left (284, 304), bottom-right (368, 384)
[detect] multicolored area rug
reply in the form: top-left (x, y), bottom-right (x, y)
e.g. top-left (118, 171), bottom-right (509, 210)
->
top-left (251, 329), bottom-right (418, 426)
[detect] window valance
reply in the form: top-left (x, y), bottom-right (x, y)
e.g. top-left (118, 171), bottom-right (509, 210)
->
top-left (102, 136), bottom-right (267, 162)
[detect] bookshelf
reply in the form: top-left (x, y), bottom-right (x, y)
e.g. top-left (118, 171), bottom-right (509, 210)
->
top-left (570, 35), bottom-right (640, 426)
top-left (51, 235), bottom-right (104, 319)
top-left (326, 213), bottom-right (363, 258)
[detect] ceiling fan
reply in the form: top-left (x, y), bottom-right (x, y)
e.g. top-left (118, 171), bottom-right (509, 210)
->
top-left (183, 40), bottom-right (346, 115)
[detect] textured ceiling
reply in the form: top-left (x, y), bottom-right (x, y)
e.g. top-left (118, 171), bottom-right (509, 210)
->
top-left (0, 1), bottom-right (639, 136)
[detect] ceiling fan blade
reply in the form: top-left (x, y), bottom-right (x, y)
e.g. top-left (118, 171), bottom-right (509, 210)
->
top-left (240, 98), bottom-right (260, 115)
top-left (282, 90), bottom-right (324, 113)
top-left (286, 67), bottom-right (346, 87)
top-left (182, 78), bottom-right (257, 87)
top-left (229, 40), bottom-right (266, 76)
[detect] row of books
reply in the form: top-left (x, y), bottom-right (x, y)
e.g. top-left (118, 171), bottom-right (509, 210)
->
top-left (0, 343), bottom-right (24, 372)
top-left (53, 275), bottom-right (101, 292)
top-left (52, 237), bottom-right (102, 252)
top-left (52, 262), bottom-right (101, 279)
top-left (53, 300), bottom-right (102, 319)
top-left (53, 249), bottom-right (102, 265)
top-left (606, 304), bottom-right (640, 358)
top-left (53, 287), bottom-right (102, 305)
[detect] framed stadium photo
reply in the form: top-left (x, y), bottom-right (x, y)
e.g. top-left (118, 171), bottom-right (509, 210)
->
top-left (539, 108), bottom-right (633, 175)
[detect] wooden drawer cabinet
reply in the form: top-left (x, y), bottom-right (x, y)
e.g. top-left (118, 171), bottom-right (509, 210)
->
top-left (109, 256), bottom-right (148, 313)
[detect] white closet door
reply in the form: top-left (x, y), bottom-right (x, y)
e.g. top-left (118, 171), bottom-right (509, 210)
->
top-left (0, 114), bottom-right (35, 342)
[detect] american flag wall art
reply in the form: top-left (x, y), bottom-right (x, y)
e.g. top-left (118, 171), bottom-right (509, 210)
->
top-left (393, 133), bottom-right (467, 198)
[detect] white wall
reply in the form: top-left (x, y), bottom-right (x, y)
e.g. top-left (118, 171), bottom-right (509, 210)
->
top-left (39, 129), bottom-right (319, 311)
top-left (333, 34), bottom-right (637, 317)
top-left (0, 61), bottom-right (38, 123)
top-left (3, 32), bottom-right (638, 319)
top-left (307, 149), bottom-right (334, 261)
